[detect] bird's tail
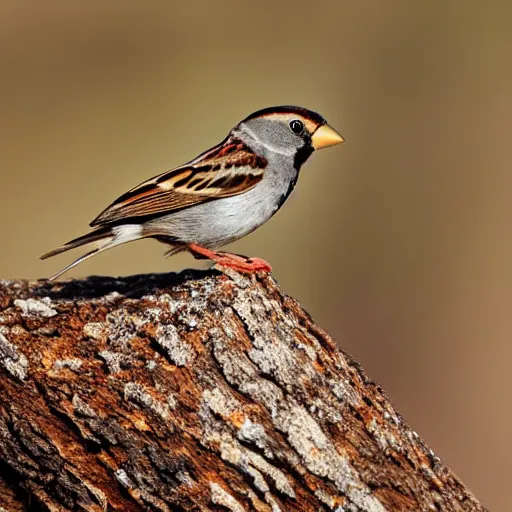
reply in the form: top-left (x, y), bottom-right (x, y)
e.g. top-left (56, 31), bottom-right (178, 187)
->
top-left (40, 224), bottom-right (144, 281)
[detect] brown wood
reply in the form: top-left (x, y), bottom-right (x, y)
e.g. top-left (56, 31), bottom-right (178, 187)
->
top-left (0, 269), bottom-right (486, 511)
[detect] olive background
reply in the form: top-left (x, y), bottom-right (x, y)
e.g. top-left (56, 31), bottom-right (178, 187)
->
top-left (1, 2), bottom-right (511, 510)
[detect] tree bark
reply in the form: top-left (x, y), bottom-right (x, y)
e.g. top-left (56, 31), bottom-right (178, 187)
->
top-left (0, 268), bottom-right (486, 512)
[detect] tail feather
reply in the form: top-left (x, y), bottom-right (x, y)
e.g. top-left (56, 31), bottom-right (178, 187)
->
top-left (41, 224), bottom-right (143, 281)
top-left (47, 248), bottom-right (102, 281)
top-left (40, 227), bottom-right (112, 260)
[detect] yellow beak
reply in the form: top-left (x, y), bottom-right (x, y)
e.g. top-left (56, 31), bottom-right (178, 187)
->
top-left (311, 124), bottom-right (344, 149)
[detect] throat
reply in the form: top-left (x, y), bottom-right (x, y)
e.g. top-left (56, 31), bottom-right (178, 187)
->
top-left (274, 145), bottom-right (313, 213)
top-left (294, 144), bottom-right (314, 170)
top-left (274, 169), bottom-right (299, 212)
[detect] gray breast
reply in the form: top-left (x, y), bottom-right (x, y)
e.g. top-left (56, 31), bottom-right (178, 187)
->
top-left (147, 155), bottom-right (298, 248)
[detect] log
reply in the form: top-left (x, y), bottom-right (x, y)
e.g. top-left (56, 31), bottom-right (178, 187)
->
top-left (0, 268), bottom-right (486, 512)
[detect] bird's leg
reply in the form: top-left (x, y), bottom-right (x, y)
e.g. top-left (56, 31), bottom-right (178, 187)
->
top-left (187, 243), bottom-right (272, 273)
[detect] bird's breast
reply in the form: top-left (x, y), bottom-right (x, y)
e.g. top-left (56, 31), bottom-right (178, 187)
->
top-left (147, 161), bottom-right (298, 248)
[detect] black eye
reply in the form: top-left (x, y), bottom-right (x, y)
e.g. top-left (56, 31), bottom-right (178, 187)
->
top-left (289, 119), bottom-right (304, 134)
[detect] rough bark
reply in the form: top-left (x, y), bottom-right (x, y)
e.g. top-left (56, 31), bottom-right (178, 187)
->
top-left (0, 268), bottom-right (486, 512)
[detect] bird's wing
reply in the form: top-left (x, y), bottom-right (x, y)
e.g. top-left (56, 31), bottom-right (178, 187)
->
top-left (90, 137), bottom-right (267, 227)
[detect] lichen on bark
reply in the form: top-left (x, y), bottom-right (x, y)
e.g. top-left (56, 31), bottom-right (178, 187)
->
top-left (0, 269), bottom-right (486, 511)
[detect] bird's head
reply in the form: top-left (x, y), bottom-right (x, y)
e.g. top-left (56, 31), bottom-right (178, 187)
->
top-left (236, 105), bottom-right (344, 169)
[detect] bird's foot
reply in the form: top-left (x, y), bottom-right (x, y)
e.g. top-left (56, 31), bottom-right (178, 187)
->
top-left (188, 244), bottom-right (272, 273)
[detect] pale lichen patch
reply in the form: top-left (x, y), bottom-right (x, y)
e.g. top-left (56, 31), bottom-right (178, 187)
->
top-left (53, 358), bottom-right (83, 372)
top-left (14, 297), bottom-right (57, 318)
top-left (115, 468), bottom-right (135, 489)
top-left (98, 350), bottom-right (128, 374)
top-left (103, 291), bottom-right (122, 303)
top-left (294, 339), bottom-right (318, 361)
top-left (246, 449), bottom-right (295, 498)
top-left (124, 382), bottom-right (171, 421)
top-left (166, 394), bottom-right (177, 409)
top-left (0, 332), bottom-right (28, 380)
top-left (203, 387), bottom-right (242, 418)
top-left (264, 493), bottom-right (283, 512)
top-left (72, 394), bottom-right (99, 418)
top-left (83, 322), bottom-right (107, 340)
top-left (140, 306), bottom-right (163, 321)
top-left (275, 402), bottom-right (385, 512)
top-left (366, 417), bottom-right (401, 452)
top-left (217, 435), bottom-right (295, 499)
top-left (331, 379), bottom-right (355, 404)
top-left (155, 323), bottom-right (194, 366)
top-left (176, 470), bottom-right (195, 487)
top-left (209, 328), bottom-right (283, 414)
top-left (314, 487), bottom-right (339, 508)
top-left (238, 419), bottom-right (270, 451)
top-left (105, 309), bottom-right (146, 346)
top-left (237, 419), bottom-right (289, 465)
top-left (210, 482), bottom-right (246, 512)
top-left (10, 325), bottom-right (27, 336)
top-left (245, 464), bottom-right (269, 493)
top-left (216, 266), bottom-right (252, 288)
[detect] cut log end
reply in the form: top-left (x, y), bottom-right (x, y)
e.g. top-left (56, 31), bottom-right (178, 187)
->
top-left (0, 269), bottom-right (486, 511)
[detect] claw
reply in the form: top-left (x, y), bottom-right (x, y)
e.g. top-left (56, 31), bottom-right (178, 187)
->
top-left (187, 243), bottom-right (272, 273)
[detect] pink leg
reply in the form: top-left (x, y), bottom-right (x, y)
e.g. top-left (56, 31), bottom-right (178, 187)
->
top-left (188, 243), bottom-right (272, 273)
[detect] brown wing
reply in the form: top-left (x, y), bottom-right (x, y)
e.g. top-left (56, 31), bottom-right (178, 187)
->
top-left (90, 138), bottom-right (267, 227)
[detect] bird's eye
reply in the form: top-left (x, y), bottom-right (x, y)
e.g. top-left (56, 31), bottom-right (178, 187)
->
top-left (289, 119), bottom-right (304, 134)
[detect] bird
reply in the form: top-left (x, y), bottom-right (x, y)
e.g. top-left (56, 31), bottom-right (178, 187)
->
top-left (41, 105), bottom-right (344, 280)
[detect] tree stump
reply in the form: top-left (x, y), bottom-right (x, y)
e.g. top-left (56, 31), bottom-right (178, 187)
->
top-left (0, 269), bottom-right (486, 511)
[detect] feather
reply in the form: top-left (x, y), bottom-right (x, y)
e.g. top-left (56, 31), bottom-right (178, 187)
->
top-left (41, 225), bottom-right (145, 281)
top-left (40, 227), bottom-right (113, 260)
top-left (90, 137), bottom-right (267, 227)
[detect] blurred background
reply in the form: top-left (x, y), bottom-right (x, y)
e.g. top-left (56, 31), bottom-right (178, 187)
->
top-left (1, 1), bottom-right (510, 509)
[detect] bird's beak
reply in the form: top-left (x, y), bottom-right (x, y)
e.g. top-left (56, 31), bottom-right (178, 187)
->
top-left (311, 124), bottom-right (344, 149)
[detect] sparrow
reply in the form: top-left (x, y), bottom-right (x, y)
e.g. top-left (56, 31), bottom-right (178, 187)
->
top-left (41, 106), bottom-right (344, 280)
